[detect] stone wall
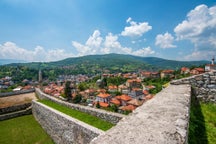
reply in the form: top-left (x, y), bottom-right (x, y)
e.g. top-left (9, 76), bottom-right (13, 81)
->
top-left (32, 100), bottom-right (104, 144)
top-left (91, 84), bottom-right (191, 144)
top-left (0, 89), bottom-right (35, 97)
top-left (35, 88), bottom-right (124, 124)
top-left (0, 103), bottom-right (31, 115)
top-left (0, 104), bottom-right (32, 121)
top-left (171, 71), bottom-right (216, 103)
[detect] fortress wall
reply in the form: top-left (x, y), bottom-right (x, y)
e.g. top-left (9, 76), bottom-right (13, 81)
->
top-left (32, 100), bottom-right (104, 144)
top-left (35, 88), bottom-right (125, 124)
top-left (91, 84), bottom-right (191, 144)
top-left (171, 71), bottom-right (216, 103)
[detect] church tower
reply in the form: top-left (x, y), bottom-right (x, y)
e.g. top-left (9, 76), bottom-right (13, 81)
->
top-left (212, 56), bottom-right (215, 65)
top-left (39, 70), bottom-right (42, 83)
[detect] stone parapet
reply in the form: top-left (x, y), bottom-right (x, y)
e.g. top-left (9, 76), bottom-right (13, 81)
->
top-left (35, 88), bottom-right (124, 124)
top-left (32, 100), bottom-right (104, 144)
top-left (171, 71), bottom-right (216, 102)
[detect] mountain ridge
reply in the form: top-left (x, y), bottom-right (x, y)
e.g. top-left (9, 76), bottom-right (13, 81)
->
top-left (5, 53), bottom-right (208, 72)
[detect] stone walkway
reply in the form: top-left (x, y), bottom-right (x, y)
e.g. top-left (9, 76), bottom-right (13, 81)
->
top-left (91, 84), bottom-right (191, 144)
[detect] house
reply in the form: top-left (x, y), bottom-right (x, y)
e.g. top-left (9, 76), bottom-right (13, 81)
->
top-left (181, 67), bottom-right (190, 74)
top-left (190, 68), bottom-right (205, 75)
top-left (128, 88), bottom-right (144, 99)
top-left (98, 102), bottom-right (109, 108)
top-left (95, 93), bottom-right (111, 103)
top-left (160, 70), bottom-right (174, 78)
top-left (119, 105), bottom-right (136, 111)
top-left (118, 84), bottom-right (129, 94)
top-left (144, 94), bottom-right (154, 100)
top-left (127, 99), bottom-right (143, 107)
top-left (141, 71), bottom-right (160, 79)
top-left (108, 85), bottom-right (118, 93)
top-left (110, 98), bottom-right (121, 106)
top-left (151, 72), bottom-right (160, 78)
top-left (205, 57), bottom-right (216, 72)
top-left (126, 79), bottom-right (142, 88)
top-left (143, 90), bottom-right (149, 96)
top-left (13, 86), bottom-right (23, 91)
top-left (140, 71), bottom-right (151, 79)
top-left (116, 94), bottom-right (132, 106)
top-left (205, 64), bottom-right (216, 72)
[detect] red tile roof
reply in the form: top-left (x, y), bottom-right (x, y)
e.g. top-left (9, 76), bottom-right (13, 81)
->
top-left (145, 94), bottom-right (154, 100)
top-left (127, 79), bottom-right (141, 83)
top-left (181, 67), bottom-right (190, 71)
top-left (99, 102), bottom-right (109, 107)
top-left (127, 99), bottom-right (143, 106)
top-left (110, 98), bottom-right (120, 106)
top-left (119, 105), bottom-right (136, 111)
top-left (161, 70), bottom-right (174, 73)
top-left (143, 90), bottom-right (149, 95)
top-left (108, 85), bottom-right (118, 89)
top-left (116, 94), bottom-right (131, 101)
top-left (194, 68), bottom-right (204, 72)
top-left (97, 93), bottom-right (110, 98)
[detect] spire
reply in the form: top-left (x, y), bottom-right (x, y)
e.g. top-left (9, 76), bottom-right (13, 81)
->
top-left (39, 69), bottom-right (42, 83)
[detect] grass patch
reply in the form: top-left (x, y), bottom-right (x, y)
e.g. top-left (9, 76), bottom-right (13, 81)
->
top-left (189, 94), bottom-right (216, 144)
top-left (38, 99), bottom-right (115, 131)
top-left (0, 115), bottom-right (54, 144)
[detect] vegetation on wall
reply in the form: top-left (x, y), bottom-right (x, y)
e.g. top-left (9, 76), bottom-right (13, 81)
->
top-left (38, 99), bottom-right (115, 131)
top-left (188, 92), bottom-right (216, 144)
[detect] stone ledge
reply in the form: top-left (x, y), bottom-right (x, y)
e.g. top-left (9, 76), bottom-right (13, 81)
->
top-left (90, 85), bottom-right (191, 144)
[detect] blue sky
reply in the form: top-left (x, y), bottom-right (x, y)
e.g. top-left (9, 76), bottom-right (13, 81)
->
top-left (0, 0), bottom-right (216, 62)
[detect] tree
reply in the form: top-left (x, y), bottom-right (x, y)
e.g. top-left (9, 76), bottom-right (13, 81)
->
top-left (96, 102), bottom-right (100, 108)
top-left (65, 81), bottom-right (72, 101)
top-left (110, 104), bottom-right (118, 112)
top-left (72, 94), bottom-right (82, 104)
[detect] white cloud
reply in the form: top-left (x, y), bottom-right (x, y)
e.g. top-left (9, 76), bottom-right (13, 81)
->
top-left (0, 41), bottom-right (74, 62)
top-left (72, 30), bottom-right (155, 57)
top-left (132, 47), bottom-right (155, 56)
top-left (121, 17), bottom-right (152, 37)
top-left (174, 4), bottom-right (216, 60)
top-left (72, 30), bottom-right (103, 56)
top-left (184, 50), bottom-right (215, 61)
top-left (155, 32), bottom-right (176, 48)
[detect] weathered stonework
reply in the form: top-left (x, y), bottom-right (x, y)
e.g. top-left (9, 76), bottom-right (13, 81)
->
top-left (0, 105), bottom-right (32, 121)
top-left (171, 71), bottom-right (216, 103)
top-left (0, 103), bottom-right (31, 115)
top-left (0, 89), bottom-right (35, 97)
top-left (91, 85), bottom-right (191, 144)
top-left (32, 100), bottom-right (104, 144)
top-left (35, 88), bottom-right (125, 124)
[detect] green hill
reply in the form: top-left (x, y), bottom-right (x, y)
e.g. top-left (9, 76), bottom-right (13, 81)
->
top-left (1, 53), bottom-right (208, 82)
top-left (7, 53), bottom-right (208, 72)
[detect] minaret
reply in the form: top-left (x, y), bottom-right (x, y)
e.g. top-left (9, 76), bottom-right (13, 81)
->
top-left (212, 56), bottom-right (215, 65)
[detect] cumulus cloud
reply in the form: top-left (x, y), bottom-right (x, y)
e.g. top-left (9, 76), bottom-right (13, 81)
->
top-left (132, 47), bottom-right (155, 56)
top-left (174, 4), bottom-right (216, 60)
top-left (184, 50), bottom-right (215, 61)
top-left (155, 32), bottom-right (176, 48)
top-left (0, 41), bottom-right (74, 62)
top-left (121, 17), bottom-right (152, 37)
top-left (72, 30), bottom-right (103, 56)
top-left (72, 30), bottom-right (155, 57)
